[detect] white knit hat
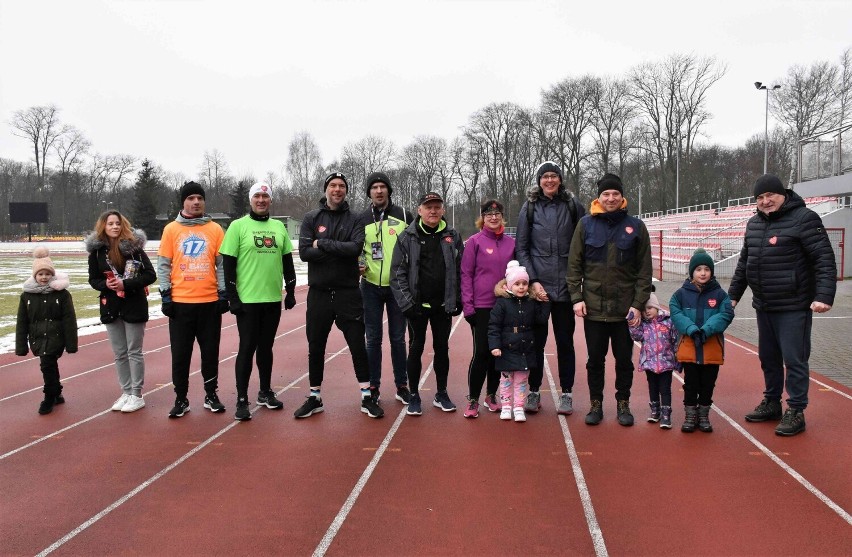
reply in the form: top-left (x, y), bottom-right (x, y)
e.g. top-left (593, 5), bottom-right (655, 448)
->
top-left (505, 260), bottom-right (529, 290)
top-left (249, 182), bottom-right (273, 200)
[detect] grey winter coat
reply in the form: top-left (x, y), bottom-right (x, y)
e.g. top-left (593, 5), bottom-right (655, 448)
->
top-left (515, 185), bottom-right (584, 302)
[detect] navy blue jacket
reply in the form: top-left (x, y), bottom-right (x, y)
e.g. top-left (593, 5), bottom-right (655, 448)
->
top-left (487, 294), bottom-right (550, 371)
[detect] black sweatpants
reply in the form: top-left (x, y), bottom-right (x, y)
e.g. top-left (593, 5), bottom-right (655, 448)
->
top-left (235, 301), bottom-right (282, 399)
top-left (466, 308), bottom-right (499, 399)
top-left (40, 354), bottom-right (62, 397)
top-left (584, 319), bottom-right (634, 402)
top-left (305, 287), bottom-right (370, 386)
top-left (169, 301), bottom-right (222, 399)
top-left (682, 363), bottom-right (720, 406)
top-left (407, 307), bottom-right (452, 394)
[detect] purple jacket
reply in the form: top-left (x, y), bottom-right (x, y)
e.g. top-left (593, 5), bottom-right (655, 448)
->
top-left (629, 310), bottom-right (681, 374)
top-left (461, 227), bottom-right (515, 317)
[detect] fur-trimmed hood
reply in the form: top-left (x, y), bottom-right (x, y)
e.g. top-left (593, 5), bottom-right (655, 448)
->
top-left (84, 228), bottom-right (148, 255)
top-left (23, 271), bottom-right (70, 294)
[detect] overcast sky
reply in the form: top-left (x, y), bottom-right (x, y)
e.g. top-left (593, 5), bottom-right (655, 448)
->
top-left (1, 0), bottom-right (850, 181)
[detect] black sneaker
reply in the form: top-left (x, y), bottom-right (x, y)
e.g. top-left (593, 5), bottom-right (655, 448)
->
top-left (745, 398), bottom-right (782, 422)
top-left (395, 385), bottom-right (411, 405)
top-left (257, 390), bottom-right (284, 410)
top-left (617, 400), bottom-right (634, 426)
top-left (361, 397), bottom-right (385, 418)
top-left (234, 398), bottom-right (252, 421)
top-left (775, 408), bottom-right (806, 436)
top-left (38, 397), bottom-right (55, 415)
top-left (585, 400), bottom-right (603, 425)
top-left (433, 391), bottom-right (457, 412)
top-left (203, 394), bottom-right (225, 413)
top-left (168, 398), bottom-right (190, 418)
top-left (294, 396), bottom-right (324, 419)
top-left (370, 386), bottom-right (381, 404)
top-left (407, 393), bottom-right (423, 416)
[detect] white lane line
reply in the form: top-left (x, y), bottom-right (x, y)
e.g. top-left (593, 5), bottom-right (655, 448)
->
top-left (725, 338), bottom-right (852, 402)
top-left (543, 359), bottom-right (608, 557)
top-left (0, 324), bottom-right (304, 460)
top-left (35, 336), bottom-right (339, 556)
top-left (670, 372), bottom-right (852, 525)
top-left (312, 317), bottom-right (465, 557)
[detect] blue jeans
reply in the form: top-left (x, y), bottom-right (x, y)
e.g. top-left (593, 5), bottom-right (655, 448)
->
top-left (756, 309), bottom-right (812, 410)
top-left (361, 280), bottom-right (407, 388)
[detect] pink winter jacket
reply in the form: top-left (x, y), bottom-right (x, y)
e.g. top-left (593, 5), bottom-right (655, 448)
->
top-left (629, 310), bottom-right (681, 374)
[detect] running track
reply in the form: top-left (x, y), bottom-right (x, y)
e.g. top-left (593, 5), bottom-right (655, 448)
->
top-left (1, 285), bottom-right (850, 556)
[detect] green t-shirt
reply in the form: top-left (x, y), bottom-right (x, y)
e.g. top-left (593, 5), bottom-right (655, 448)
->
top-left (220, 215), bottom-right (293, 303)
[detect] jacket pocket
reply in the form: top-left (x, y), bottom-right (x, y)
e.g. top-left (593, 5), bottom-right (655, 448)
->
top-left (616, 236), bottom-right (636, 265)
top-left (585, 236), bottom-right (606, 263)
top-left (99, 294), bottom-right (117, 324)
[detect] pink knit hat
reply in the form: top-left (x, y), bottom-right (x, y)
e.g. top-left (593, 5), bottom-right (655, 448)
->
top-left (505, 260), bottom-right (529, 290)
top-left (32, 246), bottom-right (55, 278)
top-left (645, 293), bottom-right (661, 311)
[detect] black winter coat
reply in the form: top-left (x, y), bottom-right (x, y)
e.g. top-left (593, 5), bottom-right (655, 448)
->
top-left (16, 273), bottom-right (78, 357)
top-left (85, 230), bottom-right (156, 324)
top-left (487, 295), bottom-right (550, 371)
top-left (299, 198), bottom-right (364, 290)
top-left (729, 190), bottom-right (836, 312)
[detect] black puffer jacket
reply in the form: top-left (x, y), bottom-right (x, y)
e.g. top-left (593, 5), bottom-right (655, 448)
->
top-left (487, 294), bottom-right (550, 371)
top-left (85, 229), bottom-right (156, 323)
top-left (299, 198), bottom-right (364, 290)
top-left (16, 273), bottom-right (78, 357)
top-left (729, 190), bottom-right (836, 312)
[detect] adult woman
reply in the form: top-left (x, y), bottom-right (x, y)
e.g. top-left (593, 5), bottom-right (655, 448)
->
top-left (460, 200), bottom-right (515, 418)
top-left (85, 211), bottom-right (156, 412)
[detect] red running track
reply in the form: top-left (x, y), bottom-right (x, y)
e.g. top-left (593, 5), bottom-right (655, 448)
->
top-left (1, 285), bottom-right (850, 556)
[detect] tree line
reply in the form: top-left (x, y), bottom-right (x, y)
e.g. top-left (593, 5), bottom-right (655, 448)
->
top-left (2, 49), bottom-right (849, 240)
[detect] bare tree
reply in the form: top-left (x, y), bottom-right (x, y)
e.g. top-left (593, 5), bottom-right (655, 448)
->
top-left (8, 104), bottom-right (68, 189)
top-left (836, 47), bottom-right (852, 127)
top-left (200, 149), bottom-right (232, 200)
top-left (401, 135), bottom-right (449, 200)
top-left (285, 131), bottom-right (325, 218)
top-left (52, 127), bottom-right (91, 232)
top-left (339, 135), bottom-right (396, 212)
top-left (589, 76), bottom-right (636, 178)
top-left (771, 60), bottom-right (839, 140)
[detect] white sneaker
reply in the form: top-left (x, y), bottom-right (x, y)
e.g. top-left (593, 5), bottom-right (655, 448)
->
top-left (514, 408), bottom-right (527, 422)
top-left (500, 407), bottom-right (512, 420)
top-left (112, 394), bottom-right (130, 411)
top-left (121, 395), bottom-right (146, 413)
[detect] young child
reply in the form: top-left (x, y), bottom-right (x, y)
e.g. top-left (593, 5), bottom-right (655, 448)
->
top-left (15, 247), bottom-right (79, 415)
top-left (629, 291), bottom-right (681, 428)
top-left (669, 249), bottom-right (734, 433)
top-left (488, 261), bottom-right (550, 422)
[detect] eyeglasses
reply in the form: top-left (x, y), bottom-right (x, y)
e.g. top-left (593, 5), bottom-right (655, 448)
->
top-left (541, 173), bottom-right (560, 180)
top-left (483, 212), bottom-right (503, 218)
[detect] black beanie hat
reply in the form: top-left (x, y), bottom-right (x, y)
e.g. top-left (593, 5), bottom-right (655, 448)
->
top-left (480, 199), bottom-right (504, 215)
top-left (324, 172), bottom-right (348, 191)
top-left (689, 248), bottom-right (715, 277)
top-left (597, 173), bottom-right (624, 196)
top-left (180, 181), bottom-right (205, 203)
top-left (364, 172), bottom-right (393, 197)
top-left (753, 174), bottom-right (786, 198)
top-left (536, 161), bottom-right (563, 186)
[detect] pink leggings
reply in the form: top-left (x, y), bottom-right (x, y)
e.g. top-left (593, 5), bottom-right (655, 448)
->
top-left (499, 371), bottom-right (529, 409)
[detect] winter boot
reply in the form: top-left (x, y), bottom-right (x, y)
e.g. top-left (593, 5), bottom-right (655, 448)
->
top-left (659, 406), bottom-right (672, 429)
top-left (681, 405), bottom-right (698, 433)
top-left (647, 401), bottom-right (661, 423)
top-left (698, 405), bottom-right (713, 432)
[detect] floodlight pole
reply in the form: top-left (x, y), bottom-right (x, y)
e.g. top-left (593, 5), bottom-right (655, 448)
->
top-left (755, 82), bottom-right (781, 174)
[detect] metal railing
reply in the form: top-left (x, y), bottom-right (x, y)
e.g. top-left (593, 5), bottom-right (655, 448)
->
top-left (798, 123), bottom-right (852, 182)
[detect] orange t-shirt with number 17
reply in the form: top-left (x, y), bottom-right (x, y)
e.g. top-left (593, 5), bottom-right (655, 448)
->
top-left (158, 220), bottom-right (225, 303)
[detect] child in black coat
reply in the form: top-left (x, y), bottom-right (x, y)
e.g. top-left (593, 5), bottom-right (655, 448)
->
top-left (15, 247), bottom-right (78, 414)
top-left (488, 261), bottom-right (550, 422)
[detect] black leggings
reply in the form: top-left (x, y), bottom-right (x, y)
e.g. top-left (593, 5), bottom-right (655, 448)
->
top-left (530, 301), bottom-right (576, 392)
top-left (40, 354), bottom-right (62, 397)
top-left (235, 302), bottom-right (281, 399)
top-left (305, 288), bottom-right (370, 387)
top-left (645, 370), bottom-right (673, 406)
top-left (467, 308), bottom-right (499, 399)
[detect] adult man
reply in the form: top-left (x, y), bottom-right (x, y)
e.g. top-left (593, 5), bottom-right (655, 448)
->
top-left (390, 191), bottom-right (463, 416)
top-left (515, 161), bottom-right (585, 415)
top-left (359, 172), bottom-right (414, 405)
top-left (729, 174), bottom-right (836, 436)
top-left (295, 172), bottom-right (384, 419)
top-left (567, 173), bottom-right (652, 427)
top-left (159, 181), bottom-right (228, 418)
top-left (220, 182), bottom-right (297, 421)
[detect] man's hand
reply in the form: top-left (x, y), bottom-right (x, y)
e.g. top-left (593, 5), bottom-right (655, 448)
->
top-left (229, 298), bottom-right (245, 316)
top-left (811, 301), bottom-right (832, 313)
top-left (161, 289), bottom-right (174, 317)
top-left (491, 348), bottom-right (501, 357)
top-left (573, 301), bottom-right (586, 317)
top-left (217, 291), bottom-right (229, 314)
top-left (626, 308), bottom-right (641, 327)
top-left (284, 291), bottom-right (296, 310)
top-left (532, 282), bottom-right (548, 302)
top-left (448, 307), bottom-right (462, 317)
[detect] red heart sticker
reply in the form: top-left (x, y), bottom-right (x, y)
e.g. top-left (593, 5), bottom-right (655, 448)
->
top-left (389, 229), bottom-right (395, 235)
top-left (318, 225), bottom-right (327, 233)
top-left (625, 226), bottom-right (634, 234)
top-left (444, 237), bottom-right (453, 243)
top-left (769, 236), bottom-right (777, 245)
top-left (708, 299), bottom-right (717, 308)
top-left (486, 248), bottom-right (494, 254)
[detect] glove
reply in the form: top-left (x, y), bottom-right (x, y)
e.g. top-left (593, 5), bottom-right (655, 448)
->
top-left (160, 288), bottom-right (174, 317)
top-left (229, 297), bottom-right (245, 316)
top-left (403, 306), bottom-right (423, 320)
top-left (449, 307), bottom-right (463, 317)
top-left (217, 291), bottom-right (229, 314)
top-left (690, 330), bottom-right (706, 347)
top-left (464, 314), bottom-right (476, 326)
top-left (284, 291), bottom-right (296, 310)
